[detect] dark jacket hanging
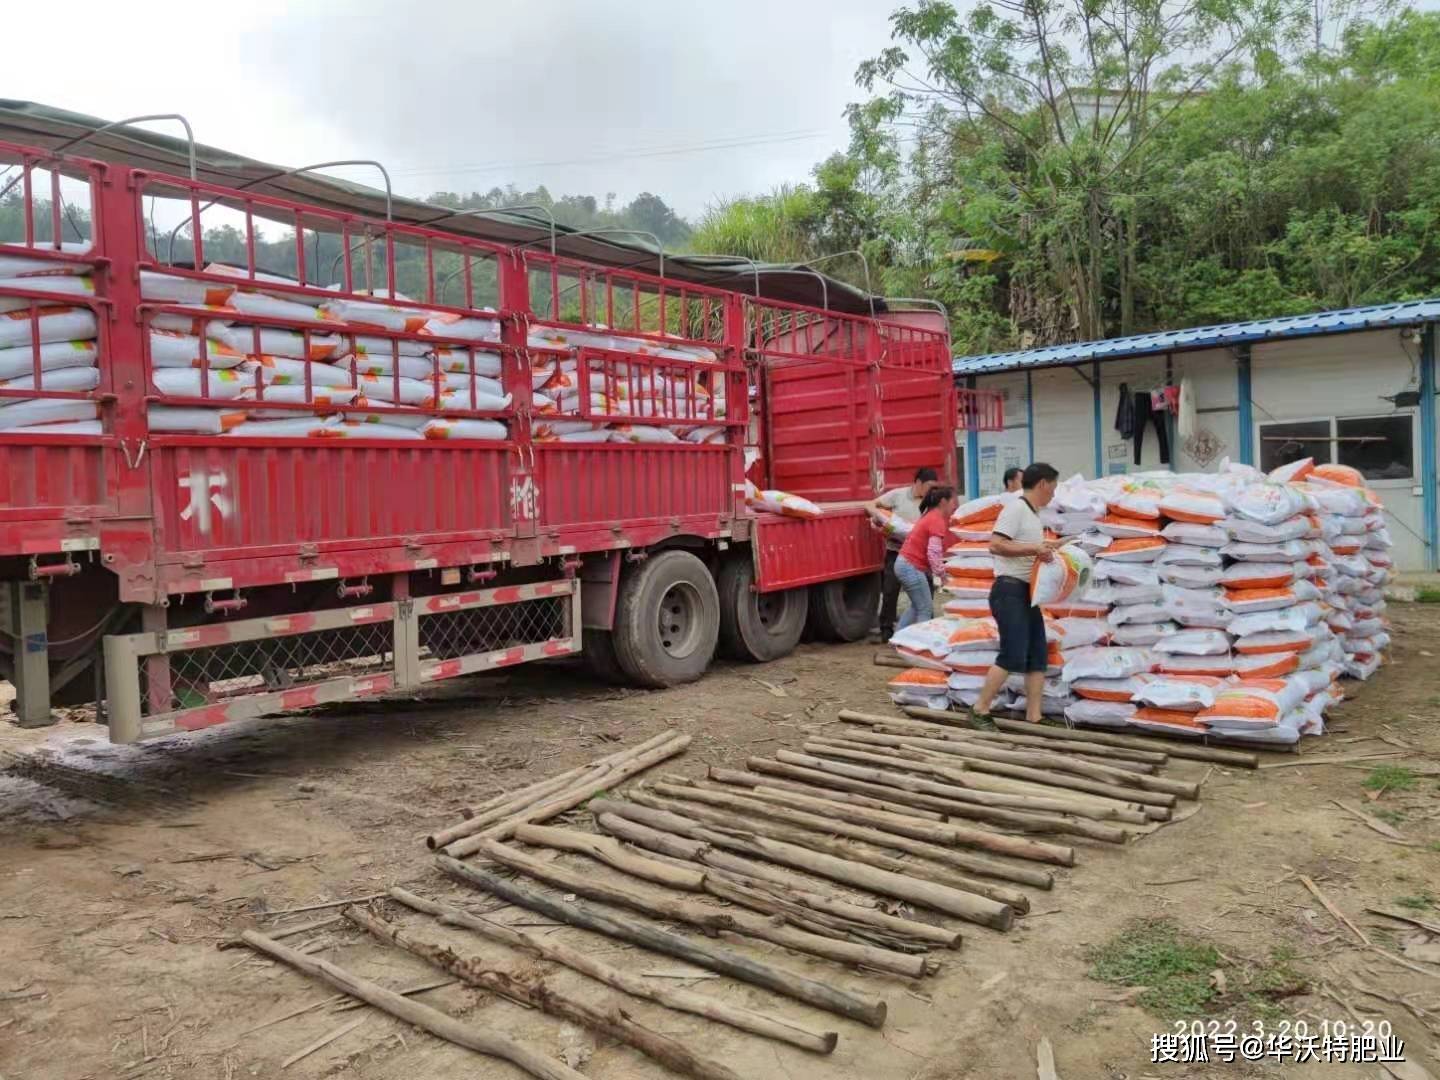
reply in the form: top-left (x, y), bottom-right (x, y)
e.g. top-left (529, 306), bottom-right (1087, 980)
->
top-left (1114, 382), bottom-right (1134, 440)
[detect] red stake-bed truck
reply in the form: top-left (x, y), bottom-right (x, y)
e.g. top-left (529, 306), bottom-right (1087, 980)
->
top-left (0, 104), bottom-right (970, 743)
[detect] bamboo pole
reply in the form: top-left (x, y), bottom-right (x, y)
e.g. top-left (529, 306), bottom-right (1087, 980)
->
top-left (745, 753), bottom-right (1148, 826)
top-left (596, 797), bottom-right (1021, 927)
top-left (988, 717), bottom-right (1259, 768)
top-left (240, 930), bottom-right (584, 1080)
top-left (436, 855), bottom-right (888, 1027)
top-left (443, 733), bottom-right (691, 857)
top-left (652, 778), bottom-right (1080, 864)
top-left (343, 906), bottom-right (742, 1080)
top-left (595, 814), bottom-right (963, 949)
top-left (474, 838), bottom-right (928, 979)
top-left (513, 824), bottom-right (705, 891)
top-left (388, 888), bottom-right (838, 1054)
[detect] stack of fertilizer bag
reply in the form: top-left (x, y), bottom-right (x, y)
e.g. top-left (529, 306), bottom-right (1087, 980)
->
top-left (526, 325), bottom-right (727, 446)
top-left (138, 266), bottom-right (509, 441)
top-left (0, 243), bottom-right (104, 435)
top-left (886, 459), bottom-right (1391, 748)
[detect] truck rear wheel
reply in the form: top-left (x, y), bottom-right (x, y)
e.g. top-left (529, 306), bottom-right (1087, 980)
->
top-left (612, 550), bottom-right (719, 688)
top-left (717, 556), bottom-right (806, 663)
top-left (806, 572), bottom-right (881, 643)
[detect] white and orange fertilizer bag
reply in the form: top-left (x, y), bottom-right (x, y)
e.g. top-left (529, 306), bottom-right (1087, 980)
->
top-left (1029, 545), bottom-right (1093, 607)
top-left (747, 489), bottom-right (823, 520)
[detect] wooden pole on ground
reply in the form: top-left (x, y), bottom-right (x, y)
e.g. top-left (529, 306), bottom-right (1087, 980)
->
top-left (651, 778), bottom-right (1081, 864)
top-left (443, 733), bottom-right (691, 856)
top-left (436, 855), bottom-right (888, 1028)
top-left (862, 709), bottom-right (1168, 765)
top-left (784, 744), bottom-right (1151, 832)
top-left (988, 717), bottom-right (1259, 768)
top-left (597, 796), bottom-right (1023, 925)
top-left (700, 767), bottom-right (946, 821)
top-left (344, 906), bottom-right (742, 1080)
top-left (513, 824), bottom-right (704, 890)
top-left (745, 754), bottom-right (1148, 826)
top-left (771, 748), bottom-right (1133, 846)
top-left (626, 788), bottom-right (1043, 904)
top-left (388, 887), bottom-right (838, 1054)
top-left (527, 820), bottom-right (931, 954)
top-left (881, 720), bottom-right (1198, 806)
top-left (845, 724), bottom-right (1175, 791)
top-left (813, 738), bottom-right (1177, 809)
top-left (595, 813), bottom-right (963, 950)
top-left (240, 929), bottom-right (584, 1080)
top-left (805, 739), bottom-right (1175, 817)
top-left (871, 724), bottom-right (1198, 798)
top-left (474, 838), bottom-right (930, 979)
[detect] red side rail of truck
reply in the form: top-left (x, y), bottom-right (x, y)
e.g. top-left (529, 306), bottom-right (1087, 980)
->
top-left (0, 132), bottom-right (957, 741)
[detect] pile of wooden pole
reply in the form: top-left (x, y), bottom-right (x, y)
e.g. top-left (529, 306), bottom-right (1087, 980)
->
top-left (239, 710), bottom-right (1227, 1078)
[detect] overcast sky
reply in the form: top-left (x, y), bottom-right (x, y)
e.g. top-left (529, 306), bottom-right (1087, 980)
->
top-left (7, 0), bottom-right (897, 220)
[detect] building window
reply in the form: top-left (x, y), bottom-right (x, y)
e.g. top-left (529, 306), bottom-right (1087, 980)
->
top-left (1337, 414), bottom-right (1413, 481)
top-left (1259, 419), bottom-right (1332, 473)
top-left (1258, 413), bottom-right (1415, 482)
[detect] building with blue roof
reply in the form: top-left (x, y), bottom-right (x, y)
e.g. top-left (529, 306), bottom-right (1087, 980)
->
top-left (949, 298), bottom-right (1439, 570)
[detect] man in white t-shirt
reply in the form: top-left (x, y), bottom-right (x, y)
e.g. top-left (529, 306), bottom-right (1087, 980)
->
top-left (867, 467), bottom-right (938, 641)
top-left (972, 462), bottom-right (1064, 723)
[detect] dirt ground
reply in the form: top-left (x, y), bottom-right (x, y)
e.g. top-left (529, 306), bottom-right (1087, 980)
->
top-left (1, 607), bottom-right (1438, 1080)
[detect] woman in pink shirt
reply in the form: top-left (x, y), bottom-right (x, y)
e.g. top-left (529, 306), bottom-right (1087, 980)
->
top-left (893, 486), bottom-right (958, 631)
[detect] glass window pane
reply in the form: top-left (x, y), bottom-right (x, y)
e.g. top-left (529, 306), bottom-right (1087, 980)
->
top-left (1259, 420), bottom-right (1333, 473)
top-left (1337, 414), bottom-right (1413, 481)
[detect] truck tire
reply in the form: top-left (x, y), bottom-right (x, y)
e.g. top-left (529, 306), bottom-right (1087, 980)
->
top-left (717, 556), bottom-right (806, 663)
top-left (807, 572), bottom-right (882, 643)
top-left (582, 628), bottom-right (628, 685)
top-left (611, 550), bottom-right (719, 688)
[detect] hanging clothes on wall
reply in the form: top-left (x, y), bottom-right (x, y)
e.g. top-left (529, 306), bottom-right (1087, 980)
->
top-left (1114, 382), bottom-right (1134, 440)
top-left (1177, 374), bottom-right (1197, 440)
top-left (1133, 390), bottom-right (1171, 465)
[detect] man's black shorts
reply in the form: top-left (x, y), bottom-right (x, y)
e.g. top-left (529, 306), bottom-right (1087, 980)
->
top-left (988, 575), bottom-right (1048, 673)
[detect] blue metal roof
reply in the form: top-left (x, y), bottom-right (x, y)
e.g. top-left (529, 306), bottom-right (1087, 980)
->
top-left (952, 297), bottom-right (1440, 376)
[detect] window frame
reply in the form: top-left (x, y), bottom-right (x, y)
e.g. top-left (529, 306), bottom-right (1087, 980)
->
top-left (1255, 409), bottom-right (1417, 490)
